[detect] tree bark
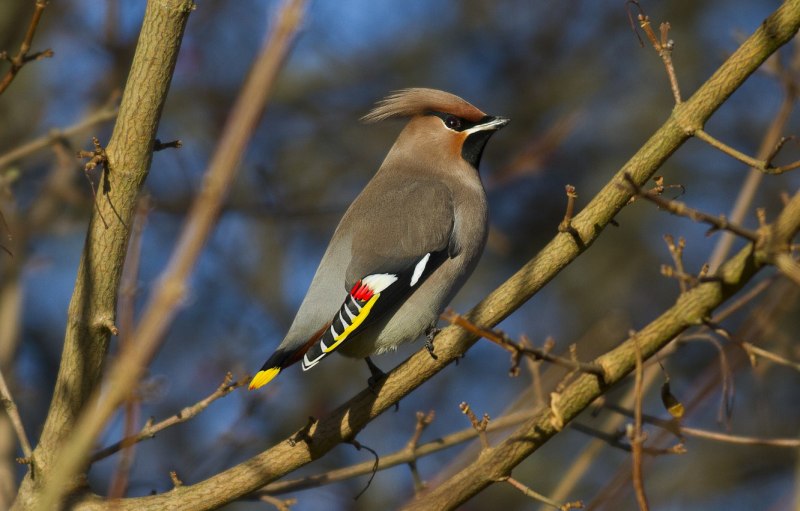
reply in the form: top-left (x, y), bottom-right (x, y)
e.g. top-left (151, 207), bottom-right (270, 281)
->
top-left (64, 1), bottom-right (800, 509)
top-left (12, 1), bottom-right (194, 509)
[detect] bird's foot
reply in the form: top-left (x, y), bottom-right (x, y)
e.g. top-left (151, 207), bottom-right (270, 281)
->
top-left (365, 356), bottom-right (386, 391)
top-left (289, 416), bottom-right (317, 446)
top-left (364, 357), bottom-right (398, 410)
top-left (424, 325), bottom-right (440, 360)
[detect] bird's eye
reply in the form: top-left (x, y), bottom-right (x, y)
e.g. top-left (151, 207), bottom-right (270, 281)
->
top-left (445, 115), bottom-right (462, 130)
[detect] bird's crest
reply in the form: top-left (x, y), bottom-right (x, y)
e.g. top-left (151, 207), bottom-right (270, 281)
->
top-left (361, 88), bottom-right (487, 124)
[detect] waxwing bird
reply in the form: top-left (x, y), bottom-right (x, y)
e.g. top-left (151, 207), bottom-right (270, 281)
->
top-left (249, 88), bottom-right (509, 390)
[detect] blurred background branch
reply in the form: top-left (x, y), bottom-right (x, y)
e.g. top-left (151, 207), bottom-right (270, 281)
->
top-left (12, 0), bottom-right (196, 509)
top-left (0, 0), bottom-right (52, 96)
top-left (0, 0), bottom-right (798, 510)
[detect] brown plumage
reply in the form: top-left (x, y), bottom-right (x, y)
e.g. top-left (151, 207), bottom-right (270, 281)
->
top-left (360, 88), bottom-right (488, 123)
top-left (250, 88), bottom-right (508, 390)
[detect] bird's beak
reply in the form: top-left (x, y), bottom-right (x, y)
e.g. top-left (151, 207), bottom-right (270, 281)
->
top-left (465, 115), bottom-right (510, 135)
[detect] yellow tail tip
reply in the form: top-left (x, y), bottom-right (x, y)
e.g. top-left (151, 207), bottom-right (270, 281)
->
top-left (249, 367), bottom-right (281, 390)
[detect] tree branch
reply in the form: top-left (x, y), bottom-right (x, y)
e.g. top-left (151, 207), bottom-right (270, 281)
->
top-left (623, 173), bottom-right (761, 242)
top-left (32, 0), bottom-right (306, 509)
top-left (0, 0), bottom-right (53, 95)
top-left (257, 410), bottom-right (532, 497)
top-left (442, 310), bottom-right (606, 379)
top-left (403, 242), bottom-right (761, 510)
top-left (91, 372), bottom-right (247, 462)
top-left (0, 368), bottom-right (32, 461)
top-left (0, 99), bottom-right (118, 171)
top-left (12, 1), bottom-right (196, 509)
top-left (67, 1), bottom-right (800, 509)
top-left (694, 128), bottom-right (800, 175)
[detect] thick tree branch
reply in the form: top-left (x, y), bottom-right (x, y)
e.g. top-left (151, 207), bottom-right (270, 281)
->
top-left (403, 242), bottom-right (762, 510)
top-left (624, 173), bottom-right (761, 241)
top-left (0, 368), bottom-right (32, 461)
top-left (12, 1), bottom-right (195, 510)
top-left (67, 2), bottom-right (800, 510)
top-left (32, 0), bottom-right (306, 509)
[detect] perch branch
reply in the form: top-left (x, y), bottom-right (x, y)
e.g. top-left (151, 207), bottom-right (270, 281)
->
top-left (64, 3), bottom-right (800, 509)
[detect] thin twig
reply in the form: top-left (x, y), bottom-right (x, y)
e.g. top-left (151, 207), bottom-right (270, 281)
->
top-left (629, 335), bottom-right (650, 511)
top-left (459, 402), bottom-right (490, 450)
top-left (77, 136), bottom-right (111, 229)
top-left (406, 410), bottom-right (435, 452)
top-left (108, 198), bottom-right (151, 499)
top-left (443, 310), bottom-right (607, 380)
top-left (259, 494), bottom-right (297, 511)
top-left (740, 340), bottom-right (800, 371)
top-left (693, 129), bottom-right (800, 175)
top-left (0, 101), bottom-right (118, 170)
top-left (676, 333), bottom-right (735, 425)
top-left (40, 2), bottom-right (306, 506)
top-left (623, 173), bottom-right (761, 242)
top-left (703, 320), bottom-right (800, 371)
top-left (569, 422), bottom-right (684, 456)
top-left (522, 335), bottom-right (549, 405)
top-left (406, 411), bottom-right (435, 493)
top-left (91, 372), bottom-right (246, 462)
top-left (678, 426), bottom-right (800, 447)
top-left (628, 3), bottom-right (682, 103)
top-left (602, 402), bottom-right (800, 448)
top-left (662, 235), bottom-right (688, 293)
top-left (169, 470), bottom-right (183, 488)
top-left (348, 439), bottom-right (379, 500)
top-left (258, 410), bottom-right (533, 496)
top-left (0, 368), bottom-right (32, 461)
top-left (558, 184), bottom-right (578, 232)
top-left (707, 82), bottom-right (796, 272)
top-left (713, 276), bottom-right (774, 322)
top-left (504, 476), bottom-right (584, 510)
top-left (0, 0), bottom-right (53, 95)
top-left (153, 138), bottom-right (182, 151)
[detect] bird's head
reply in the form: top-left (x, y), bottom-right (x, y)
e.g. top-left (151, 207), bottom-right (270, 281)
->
top-left (361, 88), bottom-right (509, 171)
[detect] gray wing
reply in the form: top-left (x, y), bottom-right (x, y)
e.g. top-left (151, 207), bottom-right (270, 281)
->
top-left (345, 177), bottom-right (455, 288)
top-left (279, 176), bottom-right (454, 352)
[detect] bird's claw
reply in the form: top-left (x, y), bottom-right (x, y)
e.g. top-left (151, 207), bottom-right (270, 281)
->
top-left (424, 325), bottom-right (440, 360)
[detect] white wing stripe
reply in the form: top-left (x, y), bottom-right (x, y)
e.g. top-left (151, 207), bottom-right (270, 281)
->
top-left (361, 273), bottom-right (398, 293)
top-left (410, 253), bottom-right (431, 287)
top-left (303, 353), bottom-right (323, 370)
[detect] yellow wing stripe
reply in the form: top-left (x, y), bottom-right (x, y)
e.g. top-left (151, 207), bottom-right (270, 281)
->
top-left (249, 367), bottom-right (281, 390)
top-left (322, 294), bottom-right (380, 353)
